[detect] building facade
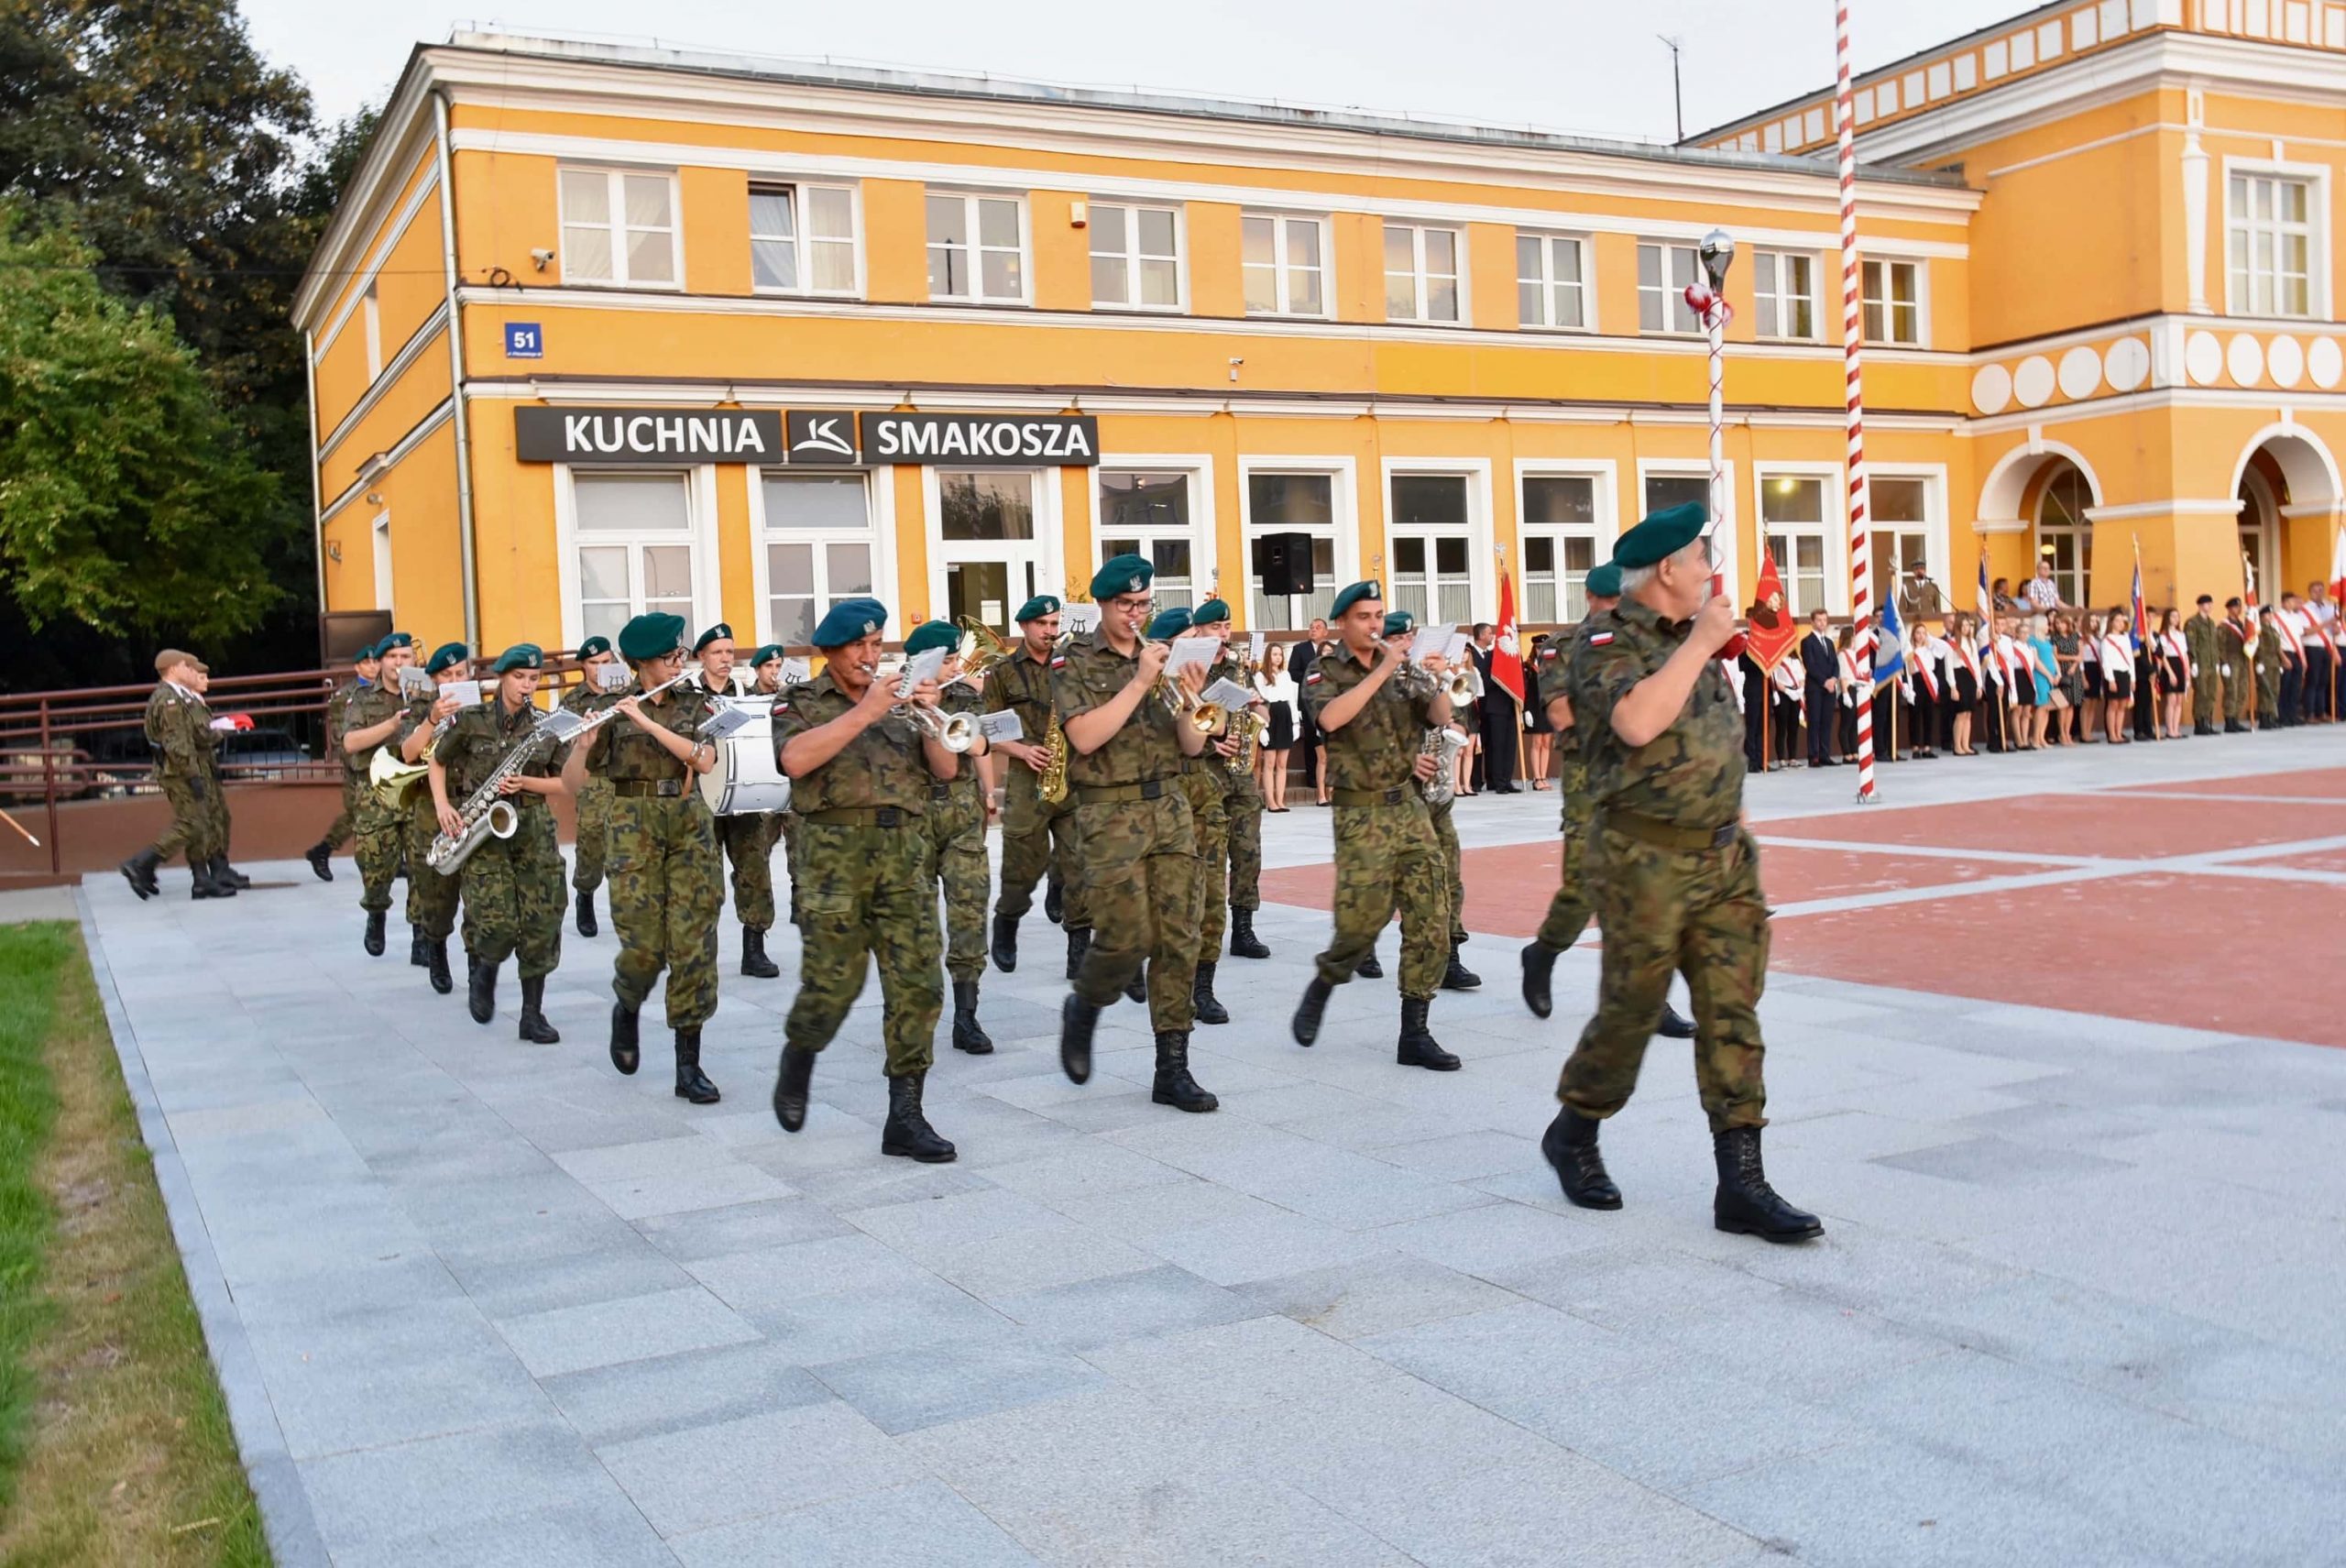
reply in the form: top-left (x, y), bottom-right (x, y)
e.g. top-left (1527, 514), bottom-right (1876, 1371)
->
top-left (297, 4), bottom-right (2346, 656)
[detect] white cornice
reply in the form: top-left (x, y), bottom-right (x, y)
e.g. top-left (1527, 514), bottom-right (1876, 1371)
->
top-left (319, 398), bottom-right (454, 522)
top-left (294, 58), bottom-right (441, 330)
top-left (2083, 498), bottom-right (2246, 521)
top-left (316, 303), bottom-right (451, 460)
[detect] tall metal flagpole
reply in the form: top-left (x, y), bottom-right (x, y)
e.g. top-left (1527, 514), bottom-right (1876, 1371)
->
top-left (1836, 0), bottom-right (1879, 802)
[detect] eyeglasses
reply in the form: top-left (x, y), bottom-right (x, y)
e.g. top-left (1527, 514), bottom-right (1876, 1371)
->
top-left (1105, 596), bottom-right (1155, 614)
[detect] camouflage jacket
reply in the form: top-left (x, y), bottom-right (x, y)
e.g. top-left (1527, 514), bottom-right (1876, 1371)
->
top-left (336, 682), bottom-right (404, 775)
top-left (2218, 618), bottom-right (2251, 672)
top-left (143, 683), bottom-right (206, 778)
top-left (2184, 613), bottom-right (2220, 677)
top-left (771, 671), bottom-right (940, 814)
top-left (985, 647), bottom-right (1058, 740)
top-left (1302, 641), bottom-right (1440, 794)
top-left (324, 678), bottom-right (360, 750)
top-left (1567, 599), bottom-right (1744, 833)
top-left (1051, 625), bottom-right (1184, 790)
top-left (438, 696), bottom-right (559, 808)
top-left (584, 680), bottom-right (718, 784)
top-left (1550, 625), bottom-right (1597, 808)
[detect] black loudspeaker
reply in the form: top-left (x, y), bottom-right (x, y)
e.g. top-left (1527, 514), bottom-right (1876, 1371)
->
top-left (1254, 532), bottom-right (1315, 597)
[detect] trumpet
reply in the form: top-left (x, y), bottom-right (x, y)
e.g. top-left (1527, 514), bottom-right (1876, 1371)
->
top-left (874, 657), bottom-right (978, 751)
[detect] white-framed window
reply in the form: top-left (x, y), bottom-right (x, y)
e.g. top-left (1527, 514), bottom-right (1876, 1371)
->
top-left (2034, 463), bottom-right (2094, 609)
top-left (1861, 258), bottom-right (1924, 345)
top-left (1639, 466), bottom-right (1737, 603)
top-left (371, 511), bottom-right (393, 615)
top-left (1753, 249), bottom-right (1819, 340)
top-left (758, 472), bottom-right (876, 646)
top-left (1760, 473), bottom-right (1834, 614)
top-left (1518, 472), bottom-right (1605, 622)
top-left (1387, 474), bottom-right (1475, 623)
top-left (362, 284), bottom-right (382, 379)
top-left (571, 472), bottom-right (700, 644)
top-left (1384, 223), bottom-right (1462, 323)
top-left (1244, 467), bottom-right (1346, 629)
top-left (2227, 170), bottom-right (2316, 318)
top-left (1242, 214), bottom-right (1328, 317)
top-left (932, 468), bottom-right (1058, 630)
top-left (1517, 234), bottom-right (1589, 331)
top-left (1090, 203), bottom-right (1183, 311)
top-left (1097, 471), bottom-right (1200, 611)
top-left (926, 192), bottom-right (1025, 303)
top-left (750, 182), bottom-right (858, 295)
top-left (1869, 475), bottom-right (1933, 620)
top-left (1638, 241), bottom-right (1702, 334)
top-left (558, 167), bottom-right (679, 288)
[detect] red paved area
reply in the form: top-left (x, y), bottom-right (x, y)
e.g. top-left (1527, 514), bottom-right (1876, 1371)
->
top-left (1761, 793), bottom-right (2346, 860)
top-left (2115, 766), bottom-right (2346, 800)
top-left (2231, 846), bottom-right (2346, 874)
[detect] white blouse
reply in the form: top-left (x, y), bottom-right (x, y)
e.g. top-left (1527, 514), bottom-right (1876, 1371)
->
top-left (2099, 634), bottom-right (2135, 674)
top-left (1255, 672), bottom-right (1299, 710)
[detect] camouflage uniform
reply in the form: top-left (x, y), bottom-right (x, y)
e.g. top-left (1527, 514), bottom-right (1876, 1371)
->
top-left (440, 697), bottom-right (565, 979)
top-left (1176, 760), bottom-right (1229, 961)
top-left (773, 673), bottom-right (945, 1076)
top-left (321, 676), bottom-right (362, 850)
top-left (2219, 618), bottom-right (2252, 725)
top-left (400, 692), bottom-right (466, 940)
top-left (142, 681), bottom-right (217, 868)
top-left (335, 680), bottom-right (408, 914)
top-left (927, 685), bottom-right (990, 982)
top-left (561, 678), bottom-right (621, 895)
top-left (2184, 611), bottom-right (2221, 729)
top-left (193, 693), bottom-right (233, 860)
top-left (584, 680), bottom-right (723, 1028)
top-left (1053, 626), bottom-right (1198, 1031)
top-left (1301, 645), bottom-right (1450, 999)
top-left (1558, 600), bottom-right (1769, 1134)
top-left (2255, 622), bottom-right (2283, 724)
top-left (1536, 631), bottom-right (1600, 950)
top-left (987, 648), bottom-right (1082, 927)
top-left (1427, 795), bottom-right (1468, 949)
top-left (1209, 653), bottom-right (1265, 930)
top-left (701, 675), bottom-right (778, 933)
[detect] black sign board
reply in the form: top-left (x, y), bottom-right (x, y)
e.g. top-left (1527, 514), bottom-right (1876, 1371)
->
top-left (785, 410), bottom-right (862, 465)
top-left (515, 407), bottom-right (783, 464)
top-left (860, 412), bottom-right (1099, 466)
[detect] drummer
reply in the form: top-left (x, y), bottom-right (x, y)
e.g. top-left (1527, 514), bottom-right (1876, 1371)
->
top-left (694, 623), bottom-right (781, 980)
top-left (746, 643), bottom-right (797, 967)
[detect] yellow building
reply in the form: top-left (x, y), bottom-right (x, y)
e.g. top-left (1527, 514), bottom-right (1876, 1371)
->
top-left (295, 4), bottom-right (2346, 655)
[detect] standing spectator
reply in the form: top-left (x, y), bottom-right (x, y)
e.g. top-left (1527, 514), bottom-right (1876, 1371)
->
top-left (1524, 633), bottom-right (1558, 790)
top-left (1977, 618), bottom-right (2009, 753)
top-left (2028, 614), bottom-right (2060, 748)
top-left (2219, 597), bottom-right (2253, 732)
top-left (1834, 625), bottom-right (1862, 762)
top-left (2257, 604), bottom-right (2286, 725)
top-left (2302, 582), bottom-right (2335, 722)
top-left (1288, 620), bottom-right (1330, 804)
top-left (2050, 611), bottom-right (2084, 745)
top-left (1470, 623), bottom-right (1520, 793)
top-left (1991, 576), bottom-right (2018, 612)
top-left (2131, 606), bottom-right (2159, 742)
top-left (1905, 616), bottom-right (1940, 758)
top-left (2079, 612), bottom-right (2106, 741)
top-left (1800, 609), bottom-right (1840, 767)
top-left (2184, 596), bottom-right (2222, 736)
top-left (1769, 654), bottom-right (1804, 769)
top-left (2023, 557), bottom-right (2066, 614)
top-left (1252, 643), bottom-right (1297, 811)
top-left (2098, 612), bottom-right (2136, 742)
top-left (1946, 615), bottom-right (1980, 756)
top-left (2276, 594), bottom-right (2309, 725)
top-left (2155, 608), bottom-right (2189, 740)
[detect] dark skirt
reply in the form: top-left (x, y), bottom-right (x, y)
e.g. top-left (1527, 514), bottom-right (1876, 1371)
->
top-left (2106, 671), bottom-right (2132, 701)
top-left (1954, 666), bottom-right (1980, 707)
top-left (2083, 663), bottom-right (2103, 699)
top-left (2162, 654), bottom-right (2187, 691)
top-left (2013, 669), bottom-right (2038, 707)
top-left (1526, 668), bottom-right (1555, 733)
top-left (1266, 701), bottom-right (1295, 751)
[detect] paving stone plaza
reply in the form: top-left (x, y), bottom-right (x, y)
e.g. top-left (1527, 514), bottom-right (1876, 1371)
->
top-left (82, 729), bottom-right (2346, 1566)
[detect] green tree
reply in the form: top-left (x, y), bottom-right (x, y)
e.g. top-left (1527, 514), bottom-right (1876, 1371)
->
top-left (0, 215), bottom-right (281, 645)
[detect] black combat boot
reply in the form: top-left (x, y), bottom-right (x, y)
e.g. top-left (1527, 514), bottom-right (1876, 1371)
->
top-left (880, 1070), bottom-right (956, 1161)
top-left (1064, 925), bottom-right (1091, 982)
top-left (951, 979), bottom-right (993, 1054)
top-left (1657, 1002), bottom-right (1696, 1039)
top-left (517, 975), bottom-right (560, 1043)
top-left (991, 910), bottom-right (1019, 973)
top-left (1354, 948), bottom-right (1383, 980)
top-left (468, 955), bottom-right (499, 1025)
top-left (740, 926), bottom-right (779, 979)
top-left (1123, 966), bottom-right (1148, 1005)
top-left (1151, 1031), bottom-right (1218, 1113)
top-left (1059, 993), bottom-right (1100, 1083)
top-left (772, 1044), bottom-right (816, 1130)
top-left (609, 1003), bottom-right (641, 1075)
top-left (426, 938), bottom-right (453, 995)
top-left (1441, 943), bottom-right (1482, 992)
top-left (191, 861), bottom-right (236, 900)
top-left (1540, 1107), bottom-right (1622, 1210)
top-left (1291, 976), bottom-right (1333, 1047)
top-left (119, 849), bottom-right (161, 901)
top-left (1191, 961), bottom-right (1229, 1025)
top-left (212, 855), bottom-right (252, 890)
top-left (1227, 907), bottom-right (1270, 959)
top-left (1520, 940), bottom-right (1560, 1018)
top-left (1713, 1127), bottom-right (1822, 1242)
top-left (1044, 878), bottom-right (1065, 925)
top-left (2193, 721), bottom-right (2217, 737)
top-left (363, 910), bottom-right (387, 957)
top-left (1396, 996), bottom-right (1460, 1071)
top-left (410, 931), bottom-right (428, 968)
top-left (674, 1028), bottom-right (720, 1104)
top-left (2224, 719), bottom-right (2248, 734)
top-left (575, 888), bottom-right (597, 938)
top-left (306, 841), bottom-right (334, 882)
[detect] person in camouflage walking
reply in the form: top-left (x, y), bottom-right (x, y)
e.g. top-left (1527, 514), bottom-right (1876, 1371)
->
top-left (1289, 583), bottom-right (1459, 1071)
top-left (902, 621), bottom-right (996, 1055)
top-left (562, 635), bottom-right (622, 937)
top-left (336, 631), bottom-right (418, 956)
top-left (119, 650), bottom-right (234, 901)
top-left (747, 643), bottom-right (801, 940)
top-left (1197, 598), bottom-right (1272, 974)
top-left (393, 642), bottom-right (477, 993)
top-left (186, 661), bottom-right (250, 890)
top-left (693, 624), bottom-right (783, 979)
top-left (1164, 609), bottom-right (1240, 1025)
top-left (1518, 564), bottom-right (1694, 1038)
top-left (431, 644), bottom-right (569, 1043)
top-left (1543, 502), bottom-right (1819, 1244)
top-left (770, 598), bottom-right (961, 1161)
top-left (987, 595), bottom-right (1087, 979)
top-left (1053, 556), bottom-right (1218, 1112)
top-left (307, 641), bottom-right (379, 882)
top-left (1380, 612), bottom-right (1482, 993)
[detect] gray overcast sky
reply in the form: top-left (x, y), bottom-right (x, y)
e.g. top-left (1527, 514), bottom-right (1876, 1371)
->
top-left (242, 0), bottom-right (2030, 148)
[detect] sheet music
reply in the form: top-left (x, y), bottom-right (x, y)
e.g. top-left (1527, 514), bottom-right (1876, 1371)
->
top-left (1201, 677), bottom-right (1255, 710)
top-left (1164, 637), bottom-right (1222, 676)
top-left (1249, 631), bottom-right (1266, 663)
top-left (397, 665), bottom-right (433, 697)
top-left (1414, 624), bottom-right (1457, 665)
top-left (978, 710), bottom-right (1025, 743)
top-left (1061, 603), bottom-right (1102, 635)
top-left (536, 708), bottom-right (588, 743)
top-left (442, 679), bottom-right (483, 707)
top-left (896, 648), bottom-right (948, 690)
top-left (698, 704), bottom-right (754, 742)
top-left (593, 663), bottom-right (630, 692)
top-left (779, 657), bottom-right (812, 685)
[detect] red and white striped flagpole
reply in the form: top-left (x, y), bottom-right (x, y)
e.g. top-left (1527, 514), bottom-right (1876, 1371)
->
top-left (1836, 0), bottom-right (1878, 802)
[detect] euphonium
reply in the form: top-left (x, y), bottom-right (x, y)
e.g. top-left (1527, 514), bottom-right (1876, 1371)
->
top-left (945, 618), bottom-right (1016, 689)
top-left (367, 708), bottom-right (458, 808)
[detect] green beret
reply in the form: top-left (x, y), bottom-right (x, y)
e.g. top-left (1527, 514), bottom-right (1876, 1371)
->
top-left (490, 642), bottom-right (543, 674)
top-left (1613, 502), bottom-right (1708, 570)
top-left (750, 643), bottom-right (784, 668)
top-left (1091, 553), bottom-right (1154, 600)
top-left (617, 613), bottom-right (687, 662)
top-left (354, 640), bottom-right (380, 662)
top-left (1331, 580), bottom-right (1384, 617)
top-left (575, 635), bottom-right (612, 660)
top-left (1381, 610), bottom-right (1416, 638)
top-left (1014, 594), bottom-right (1062, 624)
top-left (903, 620), bottom-right (960, 657)
top-left (692, 622), bottom-right (734, 654)
top-left (811, 598), bottom-right (888, 647)
top-left (377, 630), bottom-right (415, 652)
top-left (1146, 608), bottom-right (1192, 641)
top-left (425, 641), bottom-right (469, 675)
top-left (1585, 562), bottom-right (1624, 599)
top-left (1193, 598), bottom-right (1233, 626)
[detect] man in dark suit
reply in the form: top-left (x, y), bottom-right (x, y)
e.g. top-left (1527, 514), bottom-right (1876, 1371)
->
top-left (1470, 623), bottom-right (1520, 793)
top-left (1800, 609), bottom-right (1840, 767)
top-left (1289, 618), bottom-right (1328, 797)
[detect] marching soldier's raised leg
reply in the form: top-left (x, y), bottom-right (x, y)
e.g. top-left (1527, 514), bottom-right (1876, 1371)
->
top-left (123, 650), bottom-right (229, 902)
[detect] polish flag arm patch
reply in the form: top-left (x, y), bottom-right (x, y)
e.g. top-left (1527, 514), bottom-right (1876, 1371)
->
top-left (1305, 670), bottom-right (1323, 685)
top-left (1586, 631), bottom-right (1615, 647)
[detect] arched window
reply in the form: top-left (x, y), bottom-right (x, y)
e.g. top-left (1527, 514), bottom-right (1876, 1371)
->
top-left (2034, 465), bottom-right (2092, 609)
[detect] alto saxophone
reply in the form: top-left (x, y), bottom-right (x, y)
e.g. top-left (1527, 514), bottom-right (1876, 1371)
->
top-left (1037, 710), bottom-right (1069, 805)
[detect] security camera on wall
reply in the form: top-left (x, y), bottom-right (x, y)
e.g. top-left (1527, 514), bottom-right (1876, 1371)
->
top-left (530, 247), bottom-right (555, 271)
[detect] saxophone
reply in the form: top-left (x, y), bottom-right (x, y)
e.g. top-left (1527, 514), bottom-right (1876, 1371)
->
top-left (1419, 726), bottom-right (1467, 806)
top-left (1037, 710), bottom-right (1069, 805)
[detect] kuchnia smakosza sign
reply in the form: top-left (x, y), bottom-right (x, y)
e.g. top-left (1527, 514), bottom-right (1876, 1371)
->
top-left (860, 413), bottom-right (1099, 466)
top-left (515, 407), bottom-right (784, 464)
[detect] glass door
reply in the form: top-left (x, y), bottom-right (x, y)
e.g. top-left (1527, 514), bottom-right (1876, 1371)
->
top-left (937, 470), bottom-right (1043, 632)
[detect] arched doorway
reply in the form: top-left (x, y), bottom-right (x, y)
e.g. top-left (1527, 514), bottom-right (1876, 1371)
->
top-left (2230, 427), bottom-right (2339, 603)
top-left (2032, 460), bottom-right (2094, 609)
top-left (2238, 460), bottom-right (2280, 602)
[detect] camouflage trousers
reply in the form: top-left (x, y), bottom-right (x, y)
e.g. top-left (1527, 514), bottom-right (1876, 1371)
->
top-left (608, 795), bottom-right (723, 1030)
top-left (352, 786), bottom-right (403, 915)
top-left (786, 820), bottom-right (942, 1077)
top-left (1224, 784), bottom-right (1263, 913)
top-left (1316, 798), bottom-right (1448, 1000)
top-left (323, 774), bottom-right (359, 850)
top-left (1557, 821), bottom-right (1770, 1134)
top-left (203, 769), bottom-right (233, 861)
top-left (1428, 796), bottom-right (1466, 948)
top-left (1070, 792), bottom-right (1198, 1034)
top-left (2258, 664), bottom-right (2281, 724)
top-left (2192, 668), bottom-right (2220, 726)
top-left (460, 806), bottom-right (565, 979)
top-left (1534, 796), bottom-right (1598, 951)
top-left (1178, 769), bottom-right (1229, 961)
top-left (997, 767), bottom-right (1082, 926)
top-left (779, 812), bottom-right (803, 926)
top-left (405, 800), bottom-right (462, 939)
top-left (2221, 662), bottom-right (2249, 723)
top-left (148, 773), bottom-right (217, 868)
top-left (926, 789), bottom-right (990, 982)
top-left (572, 774), bottom-right (613, 892)
top-left (718, 810), bottom-right (776, 931)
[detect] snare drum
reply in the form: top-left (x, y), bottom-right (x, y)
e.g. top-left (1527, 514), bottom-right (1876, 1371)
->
top-left (700, 699), bottom-right (792, 816)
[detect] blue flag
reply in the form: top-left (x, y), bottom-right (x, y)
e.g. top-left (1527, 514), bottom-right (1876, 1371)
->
top-left (1874, 596), bottom-right (1906, 680)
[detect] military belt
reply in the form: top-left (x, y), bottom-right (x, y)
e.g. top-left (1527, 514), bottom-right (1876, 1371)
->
top-left (1603, 810), bottom-right (1738, 852)
top-left (1330, 785), bottom-right (1409, 807)
top-left (1075, 779), bottom-right (1170, 805)
top-left (928, 783), bottom-right (953, 802)
top-left (802, 806), bottom-right (914, 827)
top-left (610, 778), bottom-right (686, 798)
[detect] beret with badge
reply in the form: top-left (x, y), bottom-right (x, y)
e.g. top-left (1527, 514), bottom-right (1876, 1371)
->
top-left (1014, 594), bottom-right (1062, 624)
top-left (1146, 607), bottom-right (1192, 641)
top-left (1091, 554), bottom-right (1154, 600)
top-left (575, 634), bottom-right (612, 660)
top-left (425, 641), bottom-right (470, 675)
top-left (490, 643), bottom-right (543, 674)
top-left (811, 598), bottom-right (889, 648)
top-left (903, 620), bottom-right (961, 658)
top-left (692, 622), bottom-right (733, 654)
top-left (1330, 579), bottom-right (1384, 617)
top-left (1192, 598), bottom-right (1233, 626)
top-left (1381, 609), bottom-right (1416, 639)
top-left (617, 613), bottom-right (686, 663)
top-left (1612, 502), bottom-right (1708, 570)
